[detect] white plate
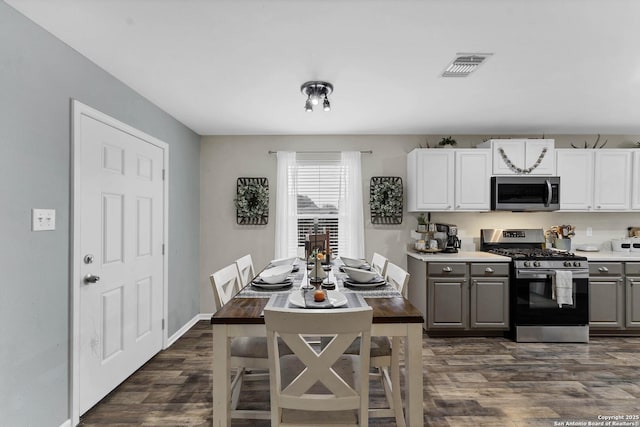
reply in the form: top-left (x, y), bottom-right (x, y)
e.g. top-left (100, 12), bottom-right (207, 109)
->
top-left (343, 279), bottom-right (386, 288)
top-left (288, 290), bottom-right (348, 308)
top-left (575, 245), bottom-right (600, 252)
top-left (252, 279), bottom-right (293, 289)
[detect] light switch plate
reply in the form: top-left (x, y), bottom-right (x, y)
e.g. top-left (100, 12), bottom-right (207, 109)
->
top-left (32, 208), bottom-right (56, 231)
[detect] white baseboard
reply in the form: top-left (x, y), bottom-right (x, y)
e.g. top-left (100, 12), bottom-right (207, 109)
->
top-left (165, 313), bottom-right (214, 348)
top-left (59, 419), bottom-right (72, 427)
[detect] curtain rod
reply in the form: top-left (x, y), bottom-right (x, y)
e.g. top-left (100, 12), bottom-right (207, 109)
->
top-left (268, 150), bottom-right (373, 155)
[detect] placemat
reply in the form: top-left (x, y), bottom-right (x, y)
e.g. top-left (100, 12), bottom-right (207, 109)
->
top-left (264, 291), bottom-right (367, 311)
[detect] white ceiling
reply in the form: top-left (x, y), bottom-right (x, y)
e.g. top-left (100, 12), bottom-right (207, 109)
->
top-left (6, 0), bottom-right (640, 136)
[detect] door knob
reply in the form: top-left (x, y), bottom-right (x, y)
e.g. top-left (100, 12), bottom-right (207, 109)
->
top-left (84, 274), bottom-right (100, 284)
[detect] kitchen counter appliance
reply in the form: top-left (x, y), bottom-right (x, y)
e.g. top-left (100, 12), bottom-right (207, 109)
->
top-left (491, 176), bottom-right (560, 211)
top-left (481, 228), bottom-right (589, 343)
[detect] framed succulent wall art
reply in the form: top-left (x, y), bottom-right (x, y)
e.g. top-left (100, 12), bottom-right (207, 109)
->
top-left (235, 177), bottom-right (269, 225)
top-left (369, 176), bottom-right (403, 224)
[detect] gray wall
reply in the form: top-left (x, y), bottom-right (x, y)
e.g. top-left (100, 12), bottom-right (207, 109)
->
top-left (199, 134), bottom-right (640, 313)
top-left (0, 4), bottom-right (200, 426)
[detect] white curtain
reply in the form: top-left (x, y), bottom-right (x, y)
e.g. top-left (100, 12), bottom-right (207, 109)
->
top-left (338, 151), bottom-right (365, 258)
top-left (274, 152), bottom-right (298, 259)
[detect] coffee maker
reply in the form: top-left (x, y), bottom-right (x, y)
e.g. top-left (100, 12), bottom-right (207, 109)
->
top-left (442, 224), bottom-right (461, 253)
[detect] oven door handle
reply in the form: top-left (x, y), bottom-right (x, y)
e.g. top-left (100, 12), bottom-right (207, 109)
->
top-left (517, 269), bottom-right (589, 279)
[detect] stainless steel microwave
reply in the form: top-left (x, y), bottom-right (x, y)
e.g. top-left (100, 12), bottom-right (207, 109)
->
top-left (491, 176), bottom-right (560, 211)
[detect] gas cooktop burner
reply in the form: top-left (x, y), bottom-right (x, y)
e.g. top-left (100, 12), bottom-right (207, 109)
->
top-left (487, 248), bottom-right (587, 261)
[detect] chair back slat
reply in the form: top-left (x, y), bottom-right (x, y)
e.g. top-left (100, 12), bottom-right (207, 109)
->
top-left (235, 254), bottom-right (255, 287)
top-left (385, 262), bottom-right (410, 298)
top-left (210, 264), bottom-right (242, 309)
top-left (371, 252), bottom-right (389, 277)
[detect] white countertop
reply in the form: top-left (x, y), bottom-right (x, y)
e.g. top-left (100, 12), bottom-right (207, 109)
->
top-left (407, 251), bottom-right (511, 263)
top-left (574, 250), bottom-right (640, 262)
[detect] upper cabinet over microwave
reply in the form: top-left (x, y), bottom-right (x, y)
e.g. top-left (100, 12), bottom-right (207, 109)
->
top-left (477, 139), bottom-right (556, 176)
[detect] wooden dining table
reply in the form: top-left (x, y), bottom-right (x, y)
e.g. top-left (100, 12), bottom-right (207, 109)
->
top-left (210, 261), bottom-right (425, 426)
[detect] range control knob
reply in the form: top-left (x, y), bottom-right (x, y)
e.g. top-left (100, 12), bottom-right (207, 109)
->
top-left (564, 261), bottom-right (572, 267)
top-left (573, 261), bottom-right (581, 267)
top-left (533, 261), bottom-right (541, 267)
top-left (524, 261), bottom-right (531, 267)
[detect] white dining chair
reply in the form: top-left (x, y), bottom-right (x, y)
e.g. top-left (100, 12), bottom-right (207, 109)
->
top-left (210, 264), bottom-right (275, 420)
top-left (371, 252), bottom-right (389, 277)
top-left (338, 261), bottom-right (410, 427)
top-left (235, 254), bottom-right (256, 287)
top-left (264, 306), bottom-right (373, 427)
top-left (386, 261), bottom-right (411, 298)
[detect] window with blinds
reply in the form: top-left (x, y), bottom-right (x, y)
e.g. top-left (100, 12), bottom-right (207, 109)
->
top-left (293, 153), bottom-right (343, 256)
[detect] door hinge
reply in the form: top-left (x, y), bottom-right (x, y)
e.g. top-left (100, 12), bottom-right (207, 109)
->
top-left (162, 318), bottom-right (165, 330)
top-left (162, 169), bottom-right (165, 180)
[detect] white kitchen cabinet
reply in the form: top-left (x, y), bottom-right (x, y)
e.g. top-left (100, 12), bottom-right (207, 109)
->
top-left (593, 149), bottom-right (632, 211)
top-left (407, 149), bottom-right (454, 211)
top-left (556, 149), bottom-right (594, 211)
top-left (478, 139), bottom-right (555, 176)
top-left (407, 148), bottom-right (490, 212)
top-left (454, 149), bottom-right (491, 210)
top-left (633, 151), bottom-right (640, 210)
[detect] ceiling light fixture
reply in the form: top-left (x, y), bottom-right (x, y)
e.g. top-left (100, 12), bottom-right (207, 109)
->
top-left (301, 81), bottom-right (333, 112)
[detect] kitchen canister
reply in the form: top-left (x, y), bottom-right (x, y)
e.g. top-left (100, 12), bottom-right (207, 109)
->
top-left (611, 238), bottom-right (631, 252)
top-left (631, 237), bottom-right (640, 252)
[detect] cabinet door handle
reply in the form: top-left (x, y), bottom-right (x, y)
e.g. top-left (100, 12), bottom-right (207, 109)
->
top-left (442, 266), bottom-right (452, 273)
top-left (598, 266), bottom-right (609, 273)
top-left (597, 205), bottom-right (602, 209)
top-left (446, 205), bottom-right (451, 210)
top-left (485, 267), bottom-right (494, 274)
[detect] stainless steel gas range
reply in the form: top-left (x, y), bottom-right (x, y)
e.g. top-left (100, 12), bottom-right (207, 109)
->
top-left (481, 229), bottom-right (589, 343)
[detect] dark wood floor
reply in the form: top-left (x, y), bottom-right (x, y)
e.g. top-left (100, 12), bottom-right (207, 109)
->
top-left (80, 321), bottom-right (640, 426)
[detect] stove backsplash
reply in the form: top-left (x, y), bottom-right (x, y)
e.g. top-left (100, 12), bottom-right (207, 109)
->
top-left (426, 211), bottom-right (636, 251)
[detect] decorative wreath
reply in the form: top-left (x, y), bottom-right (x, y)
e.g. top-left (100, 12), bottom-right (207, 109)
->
top-left (234, 178), bottom-right (269, 225)
top-left (369, 177), bottom-right (403, 224)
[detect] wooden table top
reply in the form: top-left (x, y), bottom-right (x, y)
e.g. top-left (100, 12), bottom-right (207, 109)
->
top-left (211, 294), bottom-right (424, 325)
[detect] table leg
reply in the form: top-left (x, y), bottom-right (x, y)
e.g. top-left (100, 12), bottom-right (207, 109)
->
top-left (404, 323), bottom-right (424, 427)
top-left (212, 324), bottom-right (230, 427)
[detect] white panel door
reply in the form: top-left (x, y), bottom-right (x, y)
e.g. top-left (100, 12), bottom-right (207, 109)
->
top-left (79, 114), bottom-right (164, 414)
top-left (593, 150), bottom-right (632, 211)
top-left (633, 151), bottom-right (640, 210)
top-left (415, 150), bottom-right (454, 211)
top-left (556, 149), bottom-right (594, 211)
top-left (455, 149), bottom-right (490, 211)
top-left (524, 139), bottom-right (556, 175)
top-left (491, 139), bottom-right (526, 175)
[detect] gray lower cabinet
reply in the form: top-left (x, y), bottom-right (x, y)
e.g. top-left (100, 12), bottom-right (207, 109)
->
top-left (589, 262), bottom-right (640, 333)
top-left (589, 262), bottom-right (624, 329)
top-left (470, 263), bottom-right (509, 329)
top-left (626, 263), bottom-right (640, 328)
top-left (407, 256), bottom-right (509, 333)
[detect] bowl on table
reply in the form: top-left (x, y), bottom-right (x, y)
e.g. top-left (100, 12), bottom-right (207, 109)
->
top-left (269, 257), bottom-right (296, 266)
top-left (340, 256), bottom-right (367, 268)
top-left (342, 266), bottom-right (379, 283)
top-left (259, 265), bottom-right (293, 284)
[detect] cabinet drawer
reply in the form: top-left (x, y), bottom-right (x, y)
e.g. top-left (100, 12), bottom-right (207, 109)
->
top-left (470, 263), bottom-right (509, 277)
top-left (428, 262), bottom-right (467, 276)
top-left (626, 263), bottom-right (640, 276)
top-left (589, 262), bottom-right (623, 276)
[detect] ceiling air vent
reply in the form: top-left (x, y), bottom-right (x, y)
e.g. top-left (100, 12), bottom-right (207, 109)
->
top-left (442, 53), bottom-right (493, 77)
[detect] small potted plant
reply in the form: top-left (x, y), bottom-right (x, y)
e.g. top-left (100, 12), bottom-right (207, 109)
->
top-left (438, 136), bottom-right (457, 148)
top-left (417, 213), bottom-right (427, 232)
